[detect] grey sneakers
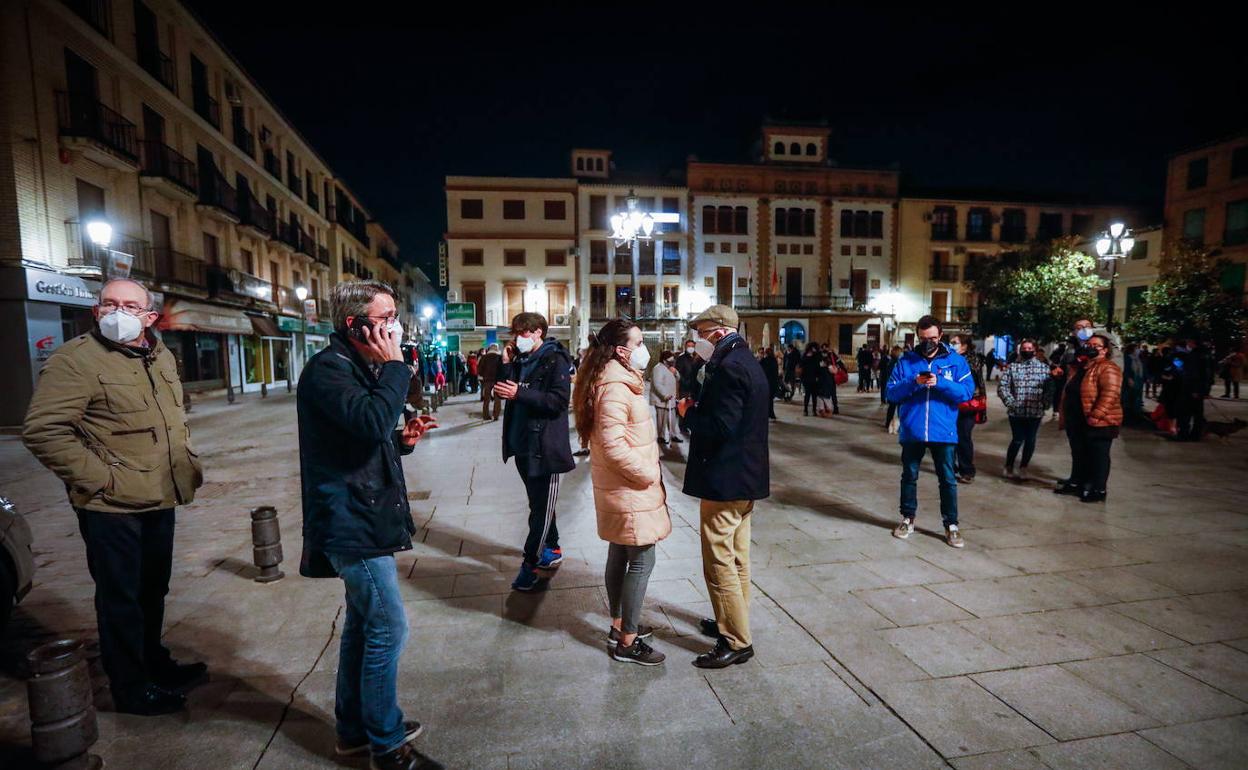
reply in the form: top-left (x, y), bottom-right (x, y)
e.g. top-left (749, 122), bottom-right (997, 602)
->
top-left (892, 518), bottom-right (915, 539)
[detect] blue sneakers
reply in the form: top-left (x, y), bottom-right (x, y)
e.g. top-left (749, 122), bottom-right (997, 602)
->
top-left (537, 547), bottom-right (564, 569)
top-left (511, 563), bottom-right (541, 592)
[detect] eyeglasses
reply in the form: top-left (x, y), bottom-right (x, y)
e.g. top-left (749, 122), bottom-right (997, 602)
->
top-left (362, 314), bottom-right (398, 324)
top-left (99, 300), bottom-right (152, 316)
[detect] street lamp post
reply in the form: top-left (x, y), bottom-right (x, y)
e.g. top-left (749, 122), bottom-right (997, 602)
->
top-left (290, 285), bottom-right (308, 393)
top-left (609, 190), bottom-right (679, 321)
top-left (1094, 222), bottom-right (1135, 330)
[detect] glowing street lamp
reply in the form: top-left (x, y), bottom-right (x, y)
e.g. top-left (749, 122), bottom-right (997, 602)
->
top-left (85, 220), bottom-right (113, 248)
top-left (1094, 222), bottom-right (1134, 329)
top-left (294, 285), bottom-right (308, 301)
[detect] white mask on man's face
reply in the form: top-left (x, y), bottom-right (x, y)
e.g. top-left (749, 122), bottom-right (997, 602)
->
top-left (98, 308), bottom-right (145, 343)
top-left (515, 335), bottom-right (536, 354)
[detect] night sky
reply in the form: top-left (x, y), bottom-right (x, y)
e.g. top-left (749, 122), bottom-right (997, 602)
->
top-left (188, 3), bottom-right (1246, 281)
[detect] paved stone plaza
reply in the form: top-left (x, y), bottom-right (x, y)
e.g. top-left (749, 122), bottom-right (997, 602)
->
top-left (2, 385), bottom-right (1248, 769)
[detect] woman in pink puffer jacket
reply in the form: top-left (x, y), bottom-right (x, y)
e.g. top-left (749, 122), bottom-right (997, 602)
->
top-left (572, 319), bottom-right (672, 666)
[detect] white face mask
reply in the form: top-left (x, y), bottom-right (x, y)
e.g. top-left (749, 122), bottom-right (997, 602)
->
top-left (629, 344), bottom-right (650, 371)
top-left (515, 335), bottom-right (537, 354)
top-left (693, 331), bottom-right (716, 361)
top-left (387, 319), bottom-right (403, 339)
top-left (98, 309), bottom-right (145, 344)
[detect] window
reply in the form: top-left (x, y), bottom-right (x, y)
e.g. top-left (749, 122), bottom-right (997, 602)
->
top-left (703, 241), bottom-right (714, 254)
top-left (504, 249), bottom-right (525, 266)
top-left (788, 208), bottom-right (803, 236)
top-left (662, 197), bottom-right (679, 213)
top-left (590, 240), bottom-right (608, 272)
top-left (777, 243), bottom-right (788, 254)
top-left (590, 195), bottom-right (608, 229)
top-left (614, 244), bottom-right (632, 275)
top-left (1130, 239), bottom-right (1149, 260)
top-left (736, 243), bottom-right (748, 254)
top-left (870, 211), bottom-right (884, 238)
top-left (1225, 200), bottom-right (1248, 246)
top-left (789, 142), bottom-right (800, 155)
top-left (702, 205), bottom-right (717, 234)
top-left (872, 246), bottom-right (882, 256)
top-left (841, 244), bottom-right (851, 256)
top-left (1070, 214), bottom-right (1093, 238)
top-left (804, 208), bottom-right (816, 236)
top-left (576, 157), bottom-right (584, 171)
top-left (734, 206), bottom-right (748, 235)
top-left (662, 241), bottom-right (680, 275)
top-left (544, 200), bottom-right (566, 220)
top-left (76, 178), bottom-right (106, 222)
top-left (775, 210), bottom-right (787, 236)
top-left (202, 233), bottom-right (219, 265)
top-left (639, 241), bottom-right (655, 275)
top-left (502, 200), bottom-right (525, 220)
top-left (595, 157), bottom-right (603, 171)
top-left (545, 249), bottom-right (566, 266)
top-left (547, 285), bottom-right (568, 317)
top-left (242, 248), bottom-right (254, 275)
top-left (966, 208), bottom-right (991, 240)
top-left (1183, 208), bottom-right (1206, 246)
top-left (1187, 157), bottom-right (1208, 190)
top-left (806, 143), bottom-right (817, 156)
top-left (856, 245), bottom-right (866, 256)
top-left (462, 248), bottom-right (483, 266)
top-left (774, 142), bottom-right (785, 155)
top-left (590, 284), bottom-right (607, 316)
top-left (840, 209), bottom-right (853, 237)
top-left (1001, 208), bottom-right (1027, 242)
top-left (804, 244), bottom-right (814, 255)
top-left (1037, 212), bottom-right (1063, 240)
top-left (871, 279), bottom-right (881, 289)
top-left (460, 199), bottom-right (483, 219)
top-left (716, 206), bottom-right (734, 233)
top-left (720, 242), bottom-right (732, 253)
top-left (854, 210), bottom-right (870, 238)
top-left (1233, 146), bottom-right (1248, 179)
top-left (1125, 285), bottom-right (1148, 319)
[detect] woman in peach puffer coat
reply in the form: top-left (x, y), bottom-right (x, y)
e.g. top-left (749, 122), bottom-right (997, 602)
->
top-left (572, 319), bottom-right (672, 666)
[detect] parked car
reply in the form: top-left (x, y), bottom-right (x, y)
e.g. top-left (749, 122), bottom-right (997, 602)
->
top-left (1, 496), bottom-right (35, 633)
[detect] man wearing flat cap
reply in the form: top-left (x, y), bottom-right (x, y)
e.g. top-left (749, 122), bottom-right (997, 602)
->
top-left (676, 305), bottom-right (770, 668)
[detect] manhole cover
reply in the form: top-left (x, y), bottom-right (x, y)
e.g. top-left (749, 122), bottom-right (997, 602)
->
top-left (408, 490), bottom-right (431, 501)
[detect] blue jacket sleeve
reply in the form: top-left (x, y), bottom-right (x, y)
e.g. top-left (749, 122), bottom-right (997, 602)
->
top-left (305, 357), bottom-right (410, 442)
top-left (685, 362), bottom-right (747, 441)
top-left (513, 357), bottom-right (571, 418)
top-left (934, 357), bottom-right (975, 405)
top-left (885, 358), bottom-right (919, 404)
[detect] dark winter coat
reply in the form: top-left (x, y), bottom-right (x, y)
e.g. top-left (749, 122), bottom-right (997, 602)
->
top-left (501, 338), bottom-right (575, 477)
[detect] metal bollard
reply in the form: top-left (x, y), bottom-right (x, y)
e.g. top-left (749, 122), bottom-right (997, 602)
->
top-left (250, 506), bottom-right (285, 583)
top-left (26, 639), bottom-right (103, 770)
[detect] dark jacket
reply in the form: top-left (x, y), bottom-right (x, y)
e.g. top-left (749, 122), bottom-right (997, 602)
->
top-left (800, 350), bottom-right (822, 385)
top-left (501, 338), bottom-right (575, 477)
top-left (675, 351), bottom-right (702, 399)
top-left (760, 354), bottom-right (780, 391)
top-left (478, 350), bottom-right (502, 382)
top-left (783, 348), bottom-right (801, 380)
top-left (682, 334), bottom-right (770, 501)
top-left (297, 332), bottom-right (416, 578)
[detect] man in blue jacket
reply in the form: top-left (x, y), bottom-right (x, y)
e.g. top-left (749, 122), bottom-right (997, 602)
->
top-left (885, 315), bottom-right (973, 548)
top-left (298, 280), bottom-right (441, 770)
top-left (678, 305), bottom-right (770, 668)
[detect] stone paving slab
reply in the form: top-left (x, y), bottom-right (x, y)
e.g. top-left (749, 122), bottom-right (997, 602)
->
top-left (2, 388), bottom-right (1247, 769)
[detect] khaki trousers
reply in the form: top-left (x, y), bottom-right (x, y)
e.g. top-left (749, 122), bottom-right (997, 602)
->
top-left (699, 498), bottom-right (753, 650)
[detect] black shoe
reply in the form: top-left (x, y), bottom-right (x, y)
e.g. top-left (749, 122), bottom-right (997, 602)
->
top-left (113, 683), bottom-right (186, 716)
top-left (607, 624), bottom-right (655, 643)
top-left (612, 637), bottom-right (666, 666)
top-left (698, 618), bottom-right (722, 639)
top-left (693, 638), bottom-right (754, 669)
top-left (337, 720), bottom-right (424, 757)
top-left (1054, 482), bottom-right (1083, 496)
top-left (1080, 490), bottom-right (1107, 503)
top-left (370, 742), bottom-right (444, 770)
top-left (150, 660), bottom-right (208, 692)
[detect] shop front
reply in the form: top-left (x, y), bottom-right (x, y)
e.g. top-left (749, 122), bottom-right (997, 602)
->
top-left (160, 299), bottom-right (255, 394)
top-left (276, 315), bottom-right (333, 383)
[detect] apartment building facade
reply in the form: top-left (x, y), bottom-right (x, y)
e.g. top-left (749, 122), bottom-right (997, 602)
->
top-left (1164, 133), bottom-right (1248, 295)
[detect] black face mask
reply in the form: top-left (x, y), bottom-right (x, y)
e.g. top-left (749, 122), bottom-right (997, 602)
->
top-left (917, 340), bottom-right (940, 357)
top-left (1020, 350), bottom-right (1035, 360)
top-left (1079, 345), bottom-right (1099, 359)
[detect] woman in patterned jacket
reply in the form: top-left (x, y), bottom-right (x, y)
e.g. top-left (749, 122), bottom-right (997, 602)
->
top-left (998, 338), bottom-right (1050, 479)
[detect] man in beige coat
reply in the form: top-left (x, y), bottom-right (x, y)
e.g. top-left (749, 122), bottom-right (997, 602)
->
top-left (23, 279), bottom-right (204, 715)
top-left (649, 350), bottom-right (681, 445)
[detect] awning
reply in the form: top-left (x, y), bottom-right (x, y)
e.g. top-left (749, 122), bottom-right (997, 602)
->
top-left (160, 300), bottom-right (255, 335)
top-left (248, 314), bottom-right (283, 338)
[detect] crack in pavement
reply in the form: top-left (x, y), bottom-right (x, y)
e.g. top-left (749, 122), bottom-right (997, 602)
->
top-left (251, 604), bottom-right (343, 770)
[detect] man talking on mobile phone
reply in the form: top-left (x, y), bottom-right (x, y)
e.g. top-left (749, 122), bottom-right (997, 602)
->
top-left (297, 280), bottom-right (443, 770)
top-left (885, 315), bottom-right (974, 549)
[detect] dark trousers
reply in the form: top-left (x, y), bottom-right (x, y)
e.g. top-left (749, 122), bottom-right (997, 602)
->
top-left (803, 382), bottom-right (819, 413)
top-left (1006, 416), bottom-right (1042, 468)
top-left (75, 507), bottom-right (176, 694)
top-left (954, 411), bottom-right (977, 478)
top-left (1066, 428), bottom-right (1114, 493)
top-left (768, 394), bottom-right (777, 419)
top-left (883, 402), bottom-right (897, 428)
top-left (1225, 378), bottom-right (1240, 398)
top-left (1175, 396), bottom-right (1206, 440)
top-left (514, 456), bottom-right (560, 566)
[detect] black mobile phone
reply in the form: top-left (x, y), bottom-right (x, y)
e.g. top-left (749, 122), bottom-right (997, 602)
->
top-left (348, 316), bottom-right (375, 342)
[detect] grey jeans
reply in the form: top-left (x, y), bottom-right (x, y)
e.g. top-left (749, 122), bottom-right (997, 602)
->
top-left (604, 543), bottom-right (657, 635)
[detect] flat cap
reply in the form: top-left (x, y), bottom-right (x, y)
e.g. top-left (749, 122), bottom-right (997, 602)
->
top-left (688, 304), bottom-right (738, 329)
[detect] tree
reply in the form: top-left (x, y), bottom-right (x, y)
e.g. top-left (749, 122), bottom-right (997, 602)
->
top-left (1121, 243), bottom-right (1248, 352)
top-left (968, 237), bottom-right (1105, 343)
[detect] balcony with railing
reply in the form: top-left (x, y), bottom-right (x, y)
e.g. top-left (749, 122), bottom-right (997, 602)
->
top-left (137, 44), bottom-right (176, 92)
top-left (196, 166), bottom-right (238, 220)
top-left (55, 92), bottom-right (139, 168)
top-left (140, 141), bottom-right (197, 199)
top-left (273, 220), bottom-right (300, 251)
top-left (238, 191), bottom-right (275, 236)
top-left (590, 302), bottom-right (609, 319)
top-left (307, 187), bottom-right (320, 213)
top-left (930, 264), bottom-right (960, 282)
top-left (64, 0), bottom-right (111, 37)
top-left (662, 257), bottom-right (681, 276)
top-left (378, 246), bottom-right (400, 270)
top-left (65, 223), bottom-right (149, 278)
top-left (333, 208), bottom-right (371, 248)
top-left (733, 294), bottom-right (844, 311)
top-left (232, 121), bottom-right (255, 158)
top-left (930, 224), bottom-right (958, 241)
top-left (297, 229), bottom-right (316, 258)
top-left (193, 89), bottom-right (220, 130)
top-left (263, 149), bottom-right (281, 180)
top-left (1000, 225), bottom-right (1028, 243)
top-left (965, 225), bottom-right (993, 242)
top-left (276, 285), bottom-right (305, 316)
top-left (149, 247), bottom-right (207, 290)
top-left (316, 244), bottom-right (330, 266)
top-left (949, 305), bottom-right (978, 325)
top-left (635, 302), bottom-right (683, 319)
top-left (208, 264), bottom-right (273, 305)
top-left (286, 171), bottom-right (303, 197)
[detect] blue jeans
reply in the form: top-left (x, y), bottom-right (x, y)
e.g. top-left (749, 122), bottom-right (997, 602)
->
top-left (327, 553), bottom-right (408, 755)
top-left (899, 442), bottom-right (959, 527)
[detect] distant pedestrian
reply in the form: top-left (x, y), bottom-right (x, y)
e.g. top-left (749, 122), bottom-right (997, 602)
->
top-left (650, 350), bottom-right (680, 445)
top-left (881, 346), bottom-right (902, 430)
top-left (677, 305), bottom-right (769, 668)
top-left (1121, 343), bottom-right (1145, 417)
top-left (477, 344), bottom-right (503, 420)
top-left (998, 338), bottom-right (1049, 479)
top-left (885, 315), bottom-right (973, 548)
top-left (856, 344), bottom-right (873, 392)
top-left (816, 351), bottom-right (841, 416)
top-left (801, 342), bottom-right (822, 416)
top-left (759, 346), bottom-right (780, 420)
top-left (950, 334), bottom-right (985, 483)
top-left (1220, 349), bottom-right (1244, 399)
top-left (573, 320), bottom-right (672, 666)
